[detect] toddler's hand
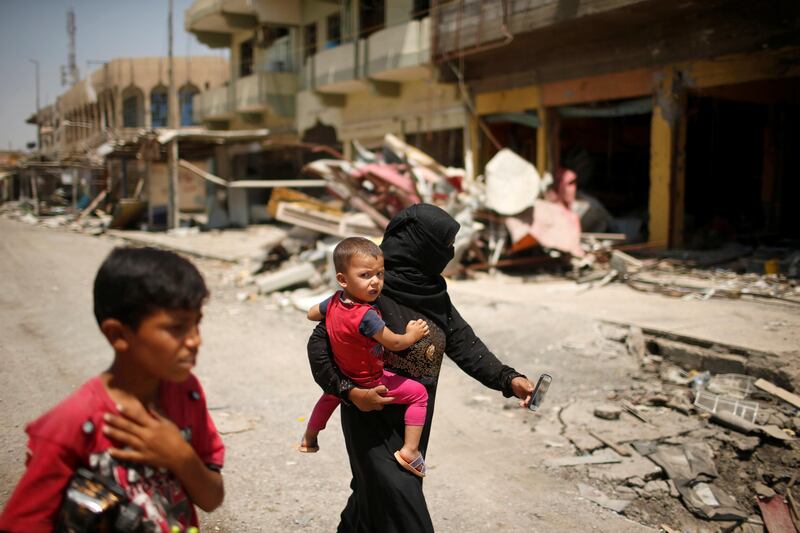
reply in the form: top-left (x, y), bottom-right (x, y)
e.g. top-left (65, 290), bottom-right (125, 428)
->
top-left (406, 319), bottom-right (429, 341)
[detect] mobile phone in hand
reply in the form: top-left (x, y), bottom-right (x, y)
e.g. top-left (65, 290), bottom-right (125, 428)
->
top-left (528, 374), bottom-right (552, 411)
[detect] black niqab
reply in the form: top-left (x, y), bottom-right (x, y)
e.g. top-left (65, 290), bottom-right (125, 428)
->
top-left (380, 203), bottom-right (460, 329)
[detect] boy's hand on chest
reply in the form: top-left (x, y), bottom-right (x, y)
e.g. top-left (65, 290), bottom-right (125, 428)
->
top-left (102, 401), bottom-right (193, 472)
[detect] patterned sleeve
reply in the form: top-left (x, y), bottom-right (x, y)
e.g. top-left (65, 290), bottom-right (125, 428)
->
top-left (445, 304), bottom-right (524, 398)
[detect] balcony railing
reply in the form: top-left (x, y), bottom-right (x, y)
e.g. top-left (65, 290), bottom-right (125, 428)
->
top-left (235, 73), bottom-right (297, 116)
top-left (366, 17), bottom-right (430, 81)
top-left (193, 85), bottom-right (233, 122)
top-left (308, 39), bottom-right (367, 93)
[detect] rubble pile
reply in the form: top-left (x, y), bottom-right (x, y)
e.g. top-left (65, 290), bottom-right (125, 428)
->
top-left (0, 200), bottom-right (111, 235)
top-left (537, 325), bottom-right (800, 532)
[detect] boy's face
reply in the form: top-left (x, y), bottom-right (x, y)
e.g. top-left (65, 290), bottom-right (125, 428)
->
top-left (337, 254), bottom-right (384, 303)
top-left (125, 308), bottom-right (202, 383)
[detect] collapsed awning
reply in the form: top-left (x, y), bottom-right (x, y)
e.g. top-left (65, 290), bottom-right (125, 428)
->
top-left (157, 128), bottom-right (270, 145)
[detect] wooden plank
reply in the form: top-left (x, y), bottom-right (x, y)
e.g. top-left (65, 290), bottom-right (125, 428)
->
top-left (541, 68), bottom-right (654, 107)
top-left (178, 159), bottom-right (228, 187)
top-left (754, 379), bottom-right (800, 409)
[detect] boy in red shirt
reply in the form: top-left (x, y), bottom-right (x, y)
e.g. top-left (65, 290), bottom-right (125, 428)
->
top-left (0, 247), bottom-right (225, 532)
top-left (299, 237), bottom-right (431, 477)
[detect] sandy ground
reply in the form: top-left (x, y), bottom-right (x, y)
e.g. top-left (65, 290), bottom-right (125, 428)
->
top-left (0, 217), bottom-right (683, 532)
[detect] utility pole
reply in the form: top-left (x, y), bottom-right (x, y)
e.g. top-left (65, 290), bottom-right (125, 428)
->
top-left (66, 9), bottom-right (79, 86)
top-left (167, 0), bottom-right (179, 230)
top-left (28, 59), bottom-right (41, 154)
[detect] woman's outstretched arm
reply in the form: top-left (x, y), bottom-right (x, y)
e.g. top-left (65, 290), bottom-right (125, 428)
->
top-left (307, 321), bottom-right (395, 411)
top-left (445, 305), bottom-right (534, 401)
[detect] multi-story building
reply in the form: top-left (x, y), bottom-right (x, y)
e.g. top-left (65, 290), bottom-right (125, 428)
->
top-left (23, 56), bottom-right (229, 222)
top-left (431, 0), bottom-right (800, 248)
top-left (185, 0), bottom-right (466, 167)
top-left (46, 56), bottom-right (228, 159)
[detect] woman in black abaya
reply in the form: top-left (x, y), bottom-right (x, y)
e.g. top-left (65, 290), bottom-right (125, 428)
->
top-left (307, 203), bottom-right (535, 532)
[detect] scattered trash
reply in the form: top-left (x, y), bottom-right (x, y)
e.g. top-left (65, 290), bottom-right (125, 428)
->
top-left (754, 378), bottom-right (800, 410)
top-left (693, 389), bottom-right (760, 423)
top-left (756, 495), bottom-right (797, 533)
top-left (639, 442), bottom-right (748, 521)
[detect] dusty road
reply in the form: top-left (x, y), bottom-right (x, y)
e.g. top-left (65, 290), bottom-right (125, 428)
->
top-left (0, 218), bottom-right (653, 532)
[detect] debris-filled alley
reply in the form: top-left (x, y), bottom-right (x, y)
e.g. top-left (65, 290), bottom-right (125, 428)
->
top-left (3, 1), bottom-right (800, 531)
top-left (2, 196), bottom-right (798, 532)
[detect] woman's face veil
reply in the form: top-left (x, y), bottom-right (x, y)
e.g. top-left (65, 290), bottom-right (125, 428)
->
top-left (381, 204), bottom-right (460, 276)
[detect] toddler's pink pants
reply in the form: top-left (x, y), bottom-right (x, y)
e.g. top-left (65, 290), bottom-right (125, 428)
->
top-left (307, 370), bottom-right (428, 432)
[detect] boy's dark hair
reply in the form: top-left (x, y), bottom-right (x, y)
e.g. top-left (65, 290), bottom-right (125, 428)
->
top-left (333, 237), bottom-right (382, 273)
top-left (93, 246), bottom-right (209, 328)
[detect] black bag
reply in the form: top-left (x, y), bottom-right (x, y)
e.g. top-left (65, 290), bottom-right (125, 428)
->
top-left (56, 467), bottom-right (143, 533)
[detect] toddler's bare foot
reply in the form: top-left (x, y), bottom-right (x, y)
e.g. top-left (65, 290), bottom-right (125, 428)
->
top-left (298, 433), bottom-right (319, 453)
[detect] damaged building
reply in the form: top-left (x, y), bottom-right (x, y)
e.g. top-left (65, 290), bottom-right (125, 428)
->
top-left (23, 56), bottom-right (229, 226)
top-left (431, 0), bottom-right (800, 251)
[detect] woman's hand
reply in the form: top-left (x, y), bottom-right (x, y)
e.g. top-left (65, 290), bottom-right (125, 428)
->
top-left (348, 385), bottom-right (396, 412)
top-left (511, 376), bottom-right (535, 408)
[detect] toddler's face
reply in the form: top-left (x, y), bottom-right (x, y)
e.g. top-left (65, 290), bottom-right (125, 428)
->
top-left (338, 254), bottom-right (384, 303)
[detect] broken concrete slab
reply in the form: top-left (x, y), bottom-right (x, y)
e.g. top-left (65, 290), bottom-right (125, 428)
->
top-left (753, 482), bottom-right (776, 499)
top-left (589, 453), bottom-right (663, 484)
top-left (642, 480), bottom-right (670, 498)
top-left (560, 399), bottom-right (703, 445)
top-left (543, 448), bottom-right (623, 467)
top-left (577, 483), bottom-right (632, 514)
top-left (255, 262), bottom-right (321, 294)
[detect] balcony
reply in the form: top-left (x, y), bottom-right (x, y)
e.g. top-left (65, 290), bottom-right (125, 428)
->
top-left (235, 73), bottom-right (297, 117)
top-left (185, 0), bottom-right (256, 47)
top-left (366, 17), bottom-right (431, 82)
top-left (193, 86), bottom-right (233, 122)
top-left (433, 0), bottom-right (652, 61)
top-left (307, 40), bottom-right (368, 94)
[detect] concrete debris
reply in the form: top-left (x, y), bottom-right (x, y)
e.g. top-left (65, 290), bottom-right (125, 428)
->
top-left (594, 405), bottom-right (622, 421)
top-left (577, 483), bottom-right (632, 513)
top-left (543, 448), bottom-right (623, 467)
top-left (639, 442), bottom-right (748, 521)
top-left (753, 482), bottom-right (776, 499)
top-left (255, 262), bottom-right (322, 294)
